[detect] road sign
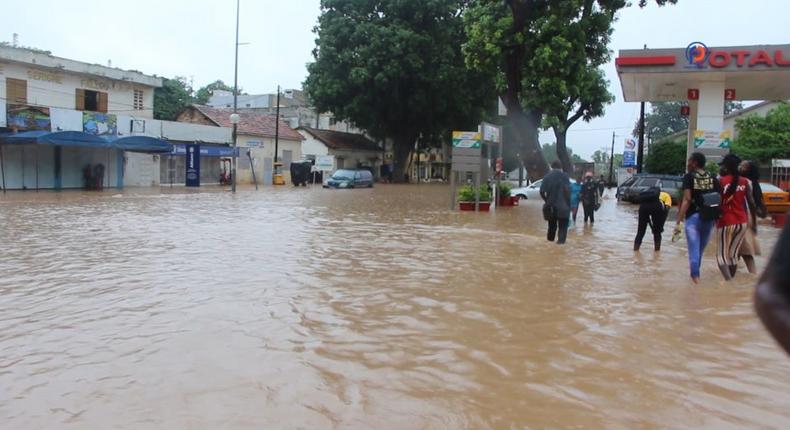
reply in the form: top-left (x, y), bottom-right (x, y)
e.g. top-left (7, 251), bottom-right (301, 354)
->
top-left (693, 129), bottom-right (732, 149)
top-left (452, 131), bottom-right (481, 148)
top-left (481, 123), bottom-right (502, 143)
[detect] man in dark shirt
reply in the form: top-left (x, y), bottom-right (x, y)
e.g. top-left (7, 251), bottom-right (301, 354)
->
top-left (540, 161), bottom-right (571, 244)
top-left (675, 152), bottom-right (719, 284)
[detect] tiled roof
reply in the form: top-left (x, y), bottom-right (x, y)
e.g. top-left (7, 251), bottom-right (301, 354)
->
top-left (191, 104), bottom-right (303, 141)
top-left (299, 127), bottom-right (381, 152)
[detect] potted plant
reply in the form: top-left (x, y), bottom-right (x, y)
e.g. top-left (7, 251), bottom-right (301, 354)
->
top-left (498, 182), bottom-right (518, 206)
top-left (458, 185), bottom-right (492, 211)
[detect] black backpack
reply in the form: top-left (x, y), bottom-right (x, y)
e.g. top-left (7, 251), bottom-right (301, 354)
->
top-left (692, 172), bottom-right (721, 221)
top-left (636, 187), bottom-right (660, 204)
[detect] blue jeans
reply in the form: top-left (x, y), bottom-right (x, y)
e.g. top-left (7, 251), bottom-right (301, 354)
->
top-left (685, 213), bottom-right (715, 278)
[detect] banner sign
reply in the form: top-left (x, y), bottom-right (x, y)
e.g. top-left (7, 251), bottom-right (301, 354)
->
top-left (170, 144), bottom-right (237, 157)
top-left (185, 144), bottom-right (201, 187)
top-left (623, 138), bottom-right (637, 167)
top-left (83, 112), bottom-right (117, 135)
top-left (6, 105), bottom-right (51, 131)
top-left (693, 129), bottom-right (732, 149)
top-left (452, 131), bottom-right (481, 148)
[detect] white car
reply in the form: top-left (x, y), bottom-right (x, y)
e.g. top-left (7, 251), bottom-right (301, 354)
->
top-left (512, 178), bottom-right (575, 200)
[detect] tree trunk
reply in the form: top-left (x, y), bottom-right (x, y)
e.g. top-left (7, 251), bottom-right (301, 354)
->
top-left (554, 128), bottom-right (573, 174)
top-left (391, 133), bottom-right (416, 183)
top-left (506, 107), bottom-right (547, 181)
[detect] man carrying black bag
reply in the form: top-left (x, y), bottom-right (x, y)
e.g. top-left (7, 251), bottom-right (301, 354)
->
top-left (540, 161), bottom-right (572, 245)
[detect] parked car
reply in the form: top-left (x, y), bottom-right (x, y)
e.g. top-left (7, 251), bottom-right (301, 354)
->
top-left (616, 174), bottom-right (683, 204)
top-left (511, 178), bottom-right (574, 200)
top-left (761, 182), bottom-right (790, 214)
top-left (324, 169), bottom-right (374, 189)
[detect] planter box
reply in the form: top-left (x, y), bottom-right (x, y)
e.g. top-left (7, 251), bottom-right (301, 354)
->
top-left (499, 195), bottom-right (519, 206)
top-left (459, 201), bottom-right (491, 211)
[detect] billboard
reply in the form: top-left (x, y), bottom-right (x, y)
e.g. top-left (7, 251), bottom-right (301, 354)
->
top-left (83, 112), bottom-right (117, 135)
top-left (6, 105), bottom-right (51, 131)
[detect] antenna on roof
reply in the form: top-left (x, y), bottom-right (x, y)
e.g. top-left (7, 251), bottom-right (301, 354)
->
top-left (12, 33), bottom-right (18, 47)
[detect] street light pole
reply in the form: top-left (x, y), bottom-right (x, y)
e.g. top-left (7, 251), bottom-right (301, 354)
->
top-left (274, 85), bottom-right (280, 166)
top-left (608, 131), bottom-right (615, 185)
top-left (231, 0), bottom-right (240, 193)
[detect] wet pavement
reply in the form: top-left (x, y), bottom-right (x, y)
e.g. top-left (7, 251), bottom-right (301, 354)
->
top-left (0, 184), bottom-right (788, 429)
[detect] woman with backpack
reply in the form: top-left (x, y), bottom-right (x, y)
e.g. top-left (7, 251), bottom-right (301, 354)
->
top-left (674, 152), bottom-right (720, 284)
top-left (715, 154), bottom-right (757, 281)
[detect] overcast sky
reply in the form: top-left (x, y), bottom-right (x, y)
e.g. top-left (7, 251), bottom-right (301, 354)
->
top-left (2, 0), bottom-right (787, 158)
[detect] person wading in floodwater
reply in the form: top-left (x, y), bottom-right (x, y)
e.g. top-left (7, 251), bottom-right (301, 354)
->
top-left (738, 160), bottom-right (768, 274)
top-left (570, 177), bottom-right (582, 225)
top-left (714, 154), bottom-right (757, 281)
top-left (633, 186), bottom-right (671, 252)
top-left (540, 161), bottom-right (571, 245)
top-left (674, 152), bottom-right (720, 284)
top-left (579, 173), bottom-right (599, 224)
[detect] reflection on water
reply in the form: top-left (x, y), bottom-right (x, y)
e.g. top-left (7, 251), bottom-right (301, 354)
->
top-left (1, 184), bottom-right (788, 429)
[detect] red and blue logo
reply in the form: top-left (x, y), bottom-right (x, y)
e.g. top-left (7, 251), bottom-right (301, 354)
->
top-left (686, 42), bottom-right (709, 68)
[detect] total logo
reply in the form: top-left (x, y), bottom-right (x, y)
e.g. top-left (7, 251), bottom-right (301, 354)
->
top-left (686, 42), bottom-right (710, 68)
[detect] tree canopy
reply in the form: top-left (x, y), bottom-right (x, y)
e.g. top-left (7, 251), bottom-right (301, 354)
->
top-left (154, 77), bottom-right (194, 120)
top-left (732, 102), bottom-right (790, 162)
top-left (305, 0), bottom-right (491, 182)
top-left (194, 80), bottom-right (239, 105)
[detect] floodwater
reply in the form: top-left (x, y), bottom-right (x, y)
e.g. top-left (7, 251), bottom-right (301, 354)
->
top-left (0, 184), bottom-right (788, 429)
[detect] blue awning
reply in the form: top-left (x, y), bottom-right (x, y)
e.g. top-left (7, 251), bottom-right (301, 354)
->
top-left (111, 135), bottom-right (172, 153)
top-left (0, 131), bottom-right (172, 153)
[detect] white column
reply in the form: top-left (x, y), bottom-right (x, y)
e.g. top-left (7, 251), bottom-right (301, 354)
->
top-left (691, 80), bottom-right (727, 162)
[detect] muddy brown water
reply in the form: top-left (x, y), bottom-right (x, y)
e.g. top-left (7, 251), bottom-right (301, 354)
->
top-left (0, 184), bottom-right (788, 429)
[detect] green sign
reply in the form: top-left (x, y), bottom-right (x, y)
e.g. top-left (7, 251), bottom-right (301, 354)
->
top-left (452, 131), bottom-right (481, 148)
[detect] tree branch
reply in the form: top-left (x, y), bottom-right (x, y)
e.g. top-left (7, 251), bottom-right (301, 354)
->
top-left (565, 103), bottom-right (588, 128)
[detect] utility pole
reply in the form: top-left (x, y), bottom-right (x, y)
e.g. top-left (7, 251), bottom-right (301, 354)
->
top-left (637, 101), bottom-right (645, 174)
top-left (274, 85), bottom-right (280, 166)
top-left (231, 0), bottom-right (240, 193)
top-left (608, 131), bottom-right (615, 186)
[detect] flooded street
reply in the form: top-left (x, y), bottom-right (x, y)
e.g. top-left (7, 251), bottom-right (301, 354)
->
top-left (1, 184), bottom-right (788, 429)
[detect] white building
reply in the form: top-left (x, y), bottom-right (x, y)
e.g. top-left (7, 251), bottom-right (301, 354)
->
top-left (298, 127), bottom-right (382, 178)
top-left (0, 45), bottom-right (231, 189)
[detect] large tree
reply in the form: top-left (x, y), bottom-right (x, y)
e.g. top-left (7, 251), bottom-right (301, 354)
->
top-left (732, 102), bottom-right (790, 163)
top-left (154, 77), bottom-right (194, 120)
top-left (305, 0), bottom-right (490, 182)
top-left (463, 0), bottom-right (677, 180)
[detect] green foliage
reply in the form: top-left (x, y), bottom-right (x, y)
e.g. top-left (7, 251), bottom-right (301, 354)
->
top-left (645, 139), bottom-right (686, 175)
top-left (458, 184), bottom-right (492, 202)
top-left (154, 77), bottom-right (194, 120)
top-left (194, 80), bottom-right (239, 105)
top-left (732, 102), bottom-right (790, 162)
top-left (498, 182), bottom-right (513, 197)
top-left (305, 0), bottom-right (491, 180)
top-left (704, 161), bottom-right (719, 176)
top-left (591, 149), bottom-right (623, 178)
top-left (541, 142), bottom-right (586, 164)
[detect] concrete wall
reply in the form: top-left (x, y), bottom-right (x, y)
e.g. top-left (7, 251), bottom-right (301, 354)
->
top-left (298, 130), bottom-right (330, 157)
top-left (0, 61), bottom-right (155, 118)
top-left (235, 134), bottom-right (303, 184)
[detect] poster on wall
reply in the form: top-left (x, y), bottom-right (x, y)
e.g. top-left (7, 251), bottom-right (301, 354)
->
top-left (623, 138), bottom-right (637, 167)
top-left (6, 104), bottom-right (51, 131)
top-left (693, 129), bottom-right (732, 149)
top-left (83, 112), bottom-right (117, 135)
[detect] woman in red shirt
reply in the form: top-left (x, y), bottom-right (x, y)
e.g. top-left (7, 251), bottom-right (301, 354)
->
top-left (715, 154), bottom-right (757, 280)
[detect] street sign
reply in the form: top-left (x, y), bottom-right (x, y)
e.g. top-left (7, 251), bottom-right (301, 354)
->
top-left (452, 131), bottom-right (481, 148)
top-left (481, 123), bottom-right (502, 143)
top-left (623, 138), bottom-right (637, 167)
top-left (315, 155), bottom-right (335, 171)
top-left (185, 144), bottom-right (200, 187)
top-left (693, 129), bottom-right (732, 149)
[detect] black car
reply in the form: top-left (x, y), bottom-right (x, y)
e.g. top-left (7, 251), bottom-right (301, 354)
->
top-left (324, 169), bottom-right (374, 189)
top-left (617, 174), bottom-right (683, 204)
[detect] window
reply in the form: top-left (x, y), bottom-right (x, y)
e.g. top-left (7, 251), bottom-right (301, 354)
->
top-left (75, 89), bottom-right (108, 112)
top-left (6, 78), bottom-right (27, 104)
top-left (133, 89), bottom-right (144, 110)
top-left (637, 178), bottom-right (659, 187)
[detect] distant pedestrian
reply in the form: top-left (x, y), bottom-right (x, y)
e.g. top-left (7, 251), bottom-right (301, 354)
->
top-left (570, 177), bottom-right (582, 224)
top-left (540, 161), bottom-right (571, 244)
top-left (633, 186), bottom-right (671, 251)
top-left (580, 174), bottom-right (599, 224)
top-left (715, 154), bottom-right (757, 281)
top-left (738, 160), bottom-right (767, 274)
top-left (674, 152), bottom-right (720, 284)
top-left (598, 174), bottom-right (607, 197)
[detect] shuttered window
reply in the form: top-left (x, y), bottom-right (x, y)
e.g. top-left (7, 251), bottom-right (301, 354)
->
top-left (6, 78), bottom-right (27, 104)
top-left (133, 89), bottom-right (144, 110)
top-left (76, 89), bottom-right (108, 112)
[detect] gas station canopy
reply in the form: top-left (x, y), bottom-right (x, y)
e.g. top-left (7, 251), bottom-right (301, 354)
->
top-left (616, 44), bottom-right (790, 102)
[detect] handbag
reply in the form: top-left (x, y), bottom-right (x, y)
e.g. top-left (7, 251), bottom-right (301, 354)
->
top-left (542, 203), bottom-right (555, 221)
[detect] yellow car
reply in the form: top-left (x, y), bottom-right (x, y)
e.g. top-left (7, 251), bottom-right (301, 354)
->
top-left (761, 182), bottom-right (790, 214)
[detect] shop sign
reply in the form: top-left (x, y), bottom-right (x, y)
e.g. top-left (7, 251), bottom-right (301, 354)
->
top-left (27, 68), bottom-right (63, 84)
top-left (315, 155), bottom-right (335, 171)
top-left (452, 131), bottom-right (481, 148)
top-left (185, 144), bottom-right (201, 187)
